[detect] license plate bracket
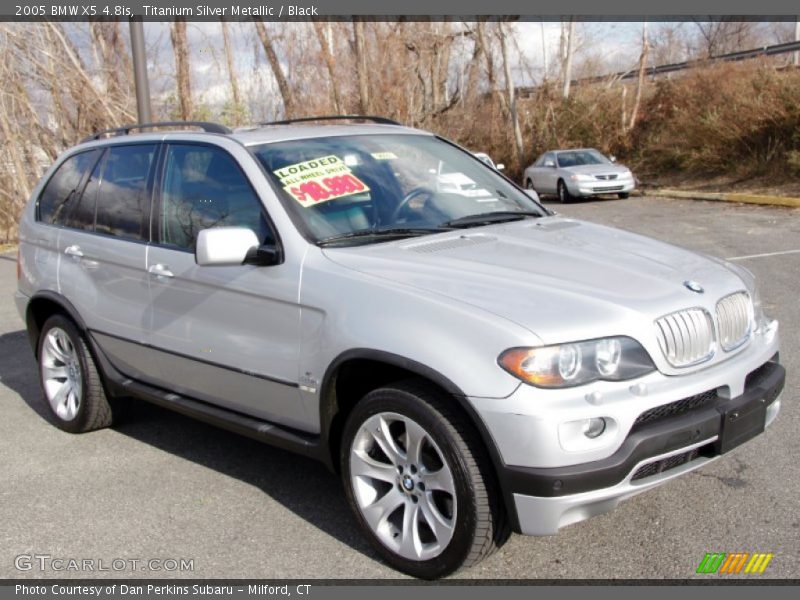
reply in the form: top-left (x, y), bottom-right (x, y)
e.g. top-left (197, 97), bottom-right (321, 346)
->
top-left (716, 397), bottom-right (767, 454)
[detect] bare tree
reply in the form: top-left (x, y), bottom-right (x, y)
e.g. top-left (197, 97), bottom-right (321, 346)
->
top-left (352, 17), bottom-right (371, 114)
top-left (313, 21), bottom-right (342, 113)
top-left (561, 18), bottom-right (575, 99)
top-left (628, 21), bottom-right (649, 131)
top-left (170, 19), bottom-right (193, 120)
top-left (220, 20), bottom-right (243, 124)
top-left (691, 20), bottom-right (757, 57)
top-left (497, 22), bottom-right (524, 168)
top-left (253, 19), bottom-right (295, 118)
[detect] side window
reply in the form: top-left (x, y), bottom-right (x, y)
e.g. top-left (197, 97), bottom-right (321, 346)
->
top-left (94, 144), bottom-right (156, 241)
top-left (159, 144), bottom-right (273, 251)
top-left (38, 150), bottom-right (100, 225)
top-left (64, 151), bottom-right (105, 232)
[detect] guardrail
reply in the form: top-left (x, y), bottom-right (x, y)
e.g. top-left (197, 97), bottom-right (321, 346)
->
top-left (518, 40), bottom-right (800, 98)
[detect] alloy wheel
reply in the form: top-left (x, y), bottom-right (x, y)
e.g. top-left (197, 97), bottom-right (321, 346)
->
top-left (40, 327), bottom-right (82, 421)
top-left (349, 411), bottom-right (456, 561)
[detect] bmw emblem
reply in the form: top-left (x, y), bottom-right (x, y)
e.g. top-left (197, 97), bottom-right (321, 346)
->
top-left (683, 280), bottom-right (704, 294)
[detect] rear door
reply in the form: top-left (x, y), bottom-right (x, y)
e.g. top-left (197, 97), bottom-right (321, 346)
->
top-left (58, 143), bottom-right (160, 381)
top-left (33, 149), bottom-right (102, 299)
top-left (145, 142), bottom-right (307, 429)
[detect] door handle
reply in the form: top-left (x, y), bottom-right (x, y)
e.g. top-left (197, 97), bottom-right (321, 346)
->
top-left (148, 263), bottom-right (174, 279)
top-left (64, 245), bottom-right (83, 258)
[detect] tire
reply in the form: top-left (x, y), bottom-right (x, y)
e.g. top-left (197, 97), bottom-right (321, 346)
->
top-left (618, 192), bottom-right (630, 199)
top-left (340, 380), bottom-right (507, 579)
top-left (557, 179), bottom-right (572, 203)
top-left (37, 314), bottom-right (113, 433)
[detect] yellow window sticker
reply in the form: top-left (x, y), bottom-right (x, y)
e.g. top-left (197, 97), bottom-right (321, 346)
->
top-left (273, 155), bottom-right (370, 208)
top-left (370, 152), bottom-right (398, 161)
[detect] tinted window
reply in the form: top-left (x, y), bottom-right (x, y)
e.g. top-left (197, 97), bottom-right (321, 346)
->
top-left (38, 150), bottom-right (100, 225)
top-left (64, 152), bottom-right (104, 231)
top-left (159, 144), bottom-right (272, 251)
top-left (94, 144), bottom-right (156, 241)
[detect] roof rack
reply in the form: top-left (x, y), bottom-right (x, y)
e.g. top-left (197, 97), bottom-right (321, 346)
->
top-left (260, 115), bottom-right (401, 127)
top-left (81, 121), bottom-right (232, 143)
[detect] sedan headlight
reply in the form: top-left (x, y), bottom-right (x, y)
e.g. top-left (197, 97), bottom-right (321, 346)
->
top-left (570, 173), bottom-right (594, 182)
top-left (498, 336), bottom-right (655, 388)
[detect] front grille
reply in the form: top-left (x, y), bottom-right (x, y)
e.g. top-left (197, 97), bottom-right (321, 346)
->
top-left (716, 291), bottom-right (752, 351)
top-left (631, 390), bottom-right (718, 432)
top-left (592, 185), bottom-right (623, 192)
top-left (655, 308), bottom-right (715, 367)
top-left (631, 448), bottom-right (701, 481)
top-left (595, 174), bottom-right (619, 180)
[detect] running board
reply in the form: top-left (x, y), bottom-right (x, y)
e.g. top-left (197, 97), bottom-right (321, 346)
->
top-left (86, 335), bottom-right (324, 462)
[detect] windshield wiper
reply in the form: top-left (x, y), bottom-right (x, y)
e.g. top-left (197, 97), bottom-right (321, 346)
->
top-left (442, 211), bottom-right (542, 229)
top-left (317, 227), bottom-right (451, 247)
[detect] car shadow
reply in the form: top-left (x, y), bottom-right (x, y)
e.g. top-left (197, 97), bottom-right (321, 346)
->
top-left (0, 329), bottom-right (377, 563)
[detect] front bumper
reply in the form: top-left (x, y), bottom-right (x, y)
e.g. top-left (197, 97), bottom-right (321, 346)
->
top-left (511, 357), bottom-right (783, 534)
top-left (570, 178), bottom-right (635, 197)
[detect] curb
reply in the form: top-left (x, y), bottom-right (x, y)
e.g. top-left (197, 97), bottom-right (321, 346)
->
top-left (650, 189), bottom-right (800, 208)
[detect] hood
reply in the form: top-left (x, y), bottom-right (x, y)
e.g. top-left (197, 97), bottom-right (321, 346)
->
top-left (562, 164), bottom-right (631, 175)
top-left (322, 216), bottom-right (748, 354)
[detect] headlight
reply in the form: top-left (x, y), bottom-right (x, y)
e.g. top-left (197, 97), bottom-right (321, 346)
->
top-left (570, 173), bottom-right (594, 182)
top-left (498, 336), bottom-right (655, 388)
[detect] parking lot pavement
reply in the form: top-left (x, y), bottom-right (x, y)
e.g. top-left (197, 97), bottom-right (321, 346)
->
top-left (1, 196), bottom-right (798, 580)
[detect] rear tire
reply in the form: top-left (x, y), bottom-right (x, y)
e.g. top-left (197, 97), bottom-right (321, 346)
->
top-left (557, 179), bottom-right (572, 203)
top-left (37, 315), bottom-right (113, 433)
top-left (340, 380), bottom-right (507, 579)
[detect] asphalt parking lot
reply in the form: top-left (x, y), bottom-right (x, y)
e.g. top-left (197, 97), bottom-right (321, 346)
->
top-left (1, 196), bottom-right (798, 580)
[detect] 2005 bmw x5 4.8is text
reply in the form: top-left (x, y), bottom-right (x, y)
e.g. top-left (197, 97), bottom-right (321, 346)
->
top-left (15, 117), bottom-right (784, 579)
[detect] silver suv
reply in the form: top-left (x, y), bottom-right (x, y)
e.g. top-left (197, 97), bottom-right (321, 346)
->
top-left (15, 118), bottom-right (784, 579)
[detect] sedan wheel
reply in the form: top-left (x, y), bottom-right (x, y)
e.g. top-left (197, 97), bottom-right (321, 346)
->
top-left (557, 180), bottom-right (571, 203)
top-left (341, 380), bottom-right (507, 579)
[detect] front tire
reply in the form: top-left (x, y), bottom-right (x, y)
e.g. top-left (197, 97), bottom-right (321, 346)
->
top-left (557, 179), bottom-right (572, 203)
top-left (38, 315), bottom-right (113, 433)
top-left (340, 380), bottom-right (506, 579)
top-left (618, 192), bottom-right (630, 199)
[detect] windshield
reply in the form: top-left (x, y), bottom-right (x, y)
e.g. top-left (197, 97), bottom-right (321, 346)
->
top-left (556, 149), bottom-right (610, 168)
top-left (251, 134), bottom-right (544, 244)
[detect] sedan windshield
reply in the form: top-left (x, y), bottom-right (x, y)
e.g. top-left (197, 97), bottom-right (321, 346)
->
top-left (556, 149), bottom-right (610, 168)
top-left (251, 134), bottom-right (545, 245)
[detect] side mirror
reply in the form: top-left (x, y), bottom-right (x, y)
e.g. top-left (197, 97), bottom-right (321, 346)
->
top-left (609, 155), bottom-right (617, 163)
top-left (544, 160), bottom-right (556, 168)
top-left (196, 227), bottom-right (262, 267)
top-left (495, 163), bottom-right (505, 171)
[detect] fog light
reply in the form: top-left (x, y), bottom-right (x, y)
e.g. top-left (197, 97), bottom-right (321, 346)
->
top-left (582, 417), bottom-right (606, 439)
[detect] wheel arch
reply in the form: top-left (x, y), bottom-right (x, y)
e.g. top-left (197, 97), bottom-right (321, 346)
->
top-left (25, 291), bottom-right (88, 355)
top-left (319, 348), bottom-right (521, 531)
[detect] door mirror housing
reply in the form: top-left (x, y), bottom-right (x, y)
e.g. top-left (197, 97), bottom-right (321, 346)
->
top-left (544, 160), bottom-right (556, 168)
top-left (609, 155), bottom-right (617, 163)
top-left (495, 163), bottom-right (505, 171)
top-left (196, 227), bottom-right (261, 266)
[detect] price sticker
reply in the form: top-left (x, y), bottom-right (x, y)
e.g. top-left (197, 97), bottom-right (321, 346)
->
top-left (273, 155), bottom-right (370, 208)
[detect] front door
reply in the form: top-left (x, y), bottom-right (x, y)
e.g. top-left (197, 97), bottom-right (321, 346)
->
top-left (145, 142), bottom-right (308, 430)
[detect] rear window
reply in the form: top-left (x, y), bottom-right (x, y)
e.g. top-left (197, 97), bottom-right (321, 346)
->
top-left (38, 150), bottom-right (101, 225)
